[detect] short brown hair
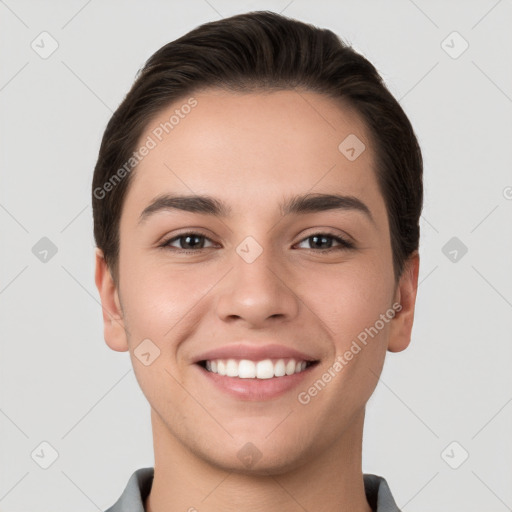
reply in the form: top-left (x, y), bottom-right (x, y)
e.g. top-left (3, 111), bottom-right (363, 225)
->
top-left (92, 10), bottom-right (423, 285)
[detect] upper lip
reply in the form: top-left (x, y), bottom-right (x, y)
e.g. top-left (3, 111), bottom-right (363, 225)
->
top-left (193, 343), bottom-right (319, 363)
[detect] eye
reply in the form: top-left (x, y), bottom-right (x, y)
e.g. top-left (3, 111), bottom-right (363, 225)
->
top-left (160, 231), bottom-right (215, 252)
top-left (159, 231), bottom-right (354, 253)
top-left (295, 232), bottom-right (355, 252)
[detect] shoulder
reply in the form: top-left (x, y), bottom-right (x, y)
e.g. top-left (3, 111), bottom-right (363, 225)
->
top-left (104, 467), bottom-right (154, 512)
top-left (363, 473), bottom-right (402, 512)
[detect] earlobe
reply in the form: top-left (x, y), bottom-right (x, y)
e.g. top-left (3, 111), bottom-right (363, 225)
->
top-left (94, 248), bottom-right (129, 352)
top-left (387, 251), bottom-right (420, 353)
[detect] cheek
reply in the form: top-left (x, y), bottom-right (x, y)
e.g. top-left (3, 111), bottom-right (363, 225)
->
top-left (122, 272), bottom-right (185, 335)
top-left (312, 260), bottom-right (395, 340)
top-left (119, 254), bottom-right (211, 353)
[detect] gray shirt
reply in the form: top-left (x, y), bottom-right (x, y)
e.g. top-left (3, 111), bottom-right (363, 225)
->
top-left (104, 467), bottom-right (402, 512)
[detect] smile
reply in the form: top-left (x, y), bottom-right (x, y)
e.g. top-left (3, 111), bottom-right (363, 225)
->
top-left (200, 358), bottom-right (314, 379)
top-left (193, 343), bottom-right (320, 400)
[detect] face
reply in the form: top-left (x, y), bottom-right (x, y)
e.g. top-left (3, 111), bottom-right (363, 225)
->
top-left (96, 88), bottom-right (418, 475)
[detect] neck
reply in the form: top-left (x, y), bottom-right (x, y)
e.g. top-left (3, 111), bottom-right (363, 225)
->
top-left (145, 408), bottom-right (372, 512)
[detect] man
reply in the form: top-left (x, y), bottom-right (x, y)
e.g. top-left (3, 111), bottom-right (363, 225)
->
top-left (93, 11), bottom-right (422, 512)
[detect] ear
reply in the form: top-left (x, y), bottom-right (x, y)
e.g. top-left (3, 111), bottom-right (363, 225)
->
top-left (94, 248), bottom-right (129, 352)
top-left (387, 251), bottom-right (420, 353)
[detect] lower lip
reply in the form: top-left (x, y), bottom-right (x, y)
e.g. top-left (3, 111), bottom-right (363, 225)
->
top-left (196, 364), bottom-right (317, 401)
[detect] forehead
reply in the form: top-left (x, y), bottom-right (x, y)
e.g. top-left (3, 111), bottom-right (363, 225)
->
top-left (122, 88), bottom-right (384, 223)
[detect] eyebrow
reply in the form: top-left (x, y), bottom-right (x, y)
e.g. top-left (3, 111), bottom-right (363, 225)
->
top-left (138, 192), bottom-right (375, 225)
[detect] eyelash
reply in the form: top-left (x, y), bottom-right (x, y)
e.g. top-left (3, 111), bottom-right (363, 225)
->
top-left (159, 230), bottom-right (355, 254)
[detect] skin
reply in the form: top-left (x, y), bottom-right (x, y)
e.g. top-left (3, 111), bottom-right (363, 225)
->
top-left (95, 89), bottom-right (419, 512)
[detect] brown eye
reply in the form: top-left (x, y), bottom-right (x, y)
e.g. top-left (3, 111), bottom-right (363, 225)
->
top-left (296, 233), bottom-right (355, 252)
top-left (159, 231), bottom-right (355, 254)
top-left (160, 232), bottom-right (215, 251)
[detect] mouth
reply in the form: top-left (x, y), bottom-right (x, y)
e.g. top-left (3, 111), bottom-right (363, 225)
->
top-left (195, 355), bottom-right (320, 401)
top-left (193, 343), bottom-right (321, 400)
top-left (197, 358), bottom-right (318, 379)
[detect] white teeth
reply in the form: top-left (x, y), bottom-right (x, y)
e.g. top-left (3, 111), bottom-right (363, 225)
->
top-left (274, 359), bottom-right (286, 377)
top-left (226, 359), bottom-right (238, 377)
top-left (238, 359), bottom-right (256, 378)
top-left (285, 360), bottom-right (296, 375)
top-left (217, 360), bottom-right (226, 376)
top-left (203, 358), bottom-right (311, 379)
top-left (256, 360), bottom-right (274, 379)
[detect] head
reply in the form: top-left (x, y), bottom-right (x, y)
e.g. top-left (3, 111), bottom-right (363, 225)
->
top-left (93, 11), bottom-right (422, 474)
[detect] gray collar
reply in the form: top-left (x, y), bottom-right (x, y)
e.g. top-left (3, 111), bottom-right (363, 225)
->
top-left (105, 467), bottom-right (402, 512)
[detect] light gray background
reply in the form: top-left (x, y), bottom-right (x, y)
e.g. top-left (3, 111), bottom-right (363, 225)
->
top-left (1, 0), bottom-right (511, 510)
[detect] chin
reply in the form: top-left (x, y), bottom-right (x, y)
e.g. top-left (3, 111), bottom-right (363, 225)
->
top-left (194, 435), bottom-right (313, 477)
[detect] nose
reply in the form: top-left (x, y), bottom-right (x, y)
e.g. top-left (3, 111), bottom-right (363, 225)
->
top-left (214, 245), bottom-right (300, 328)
